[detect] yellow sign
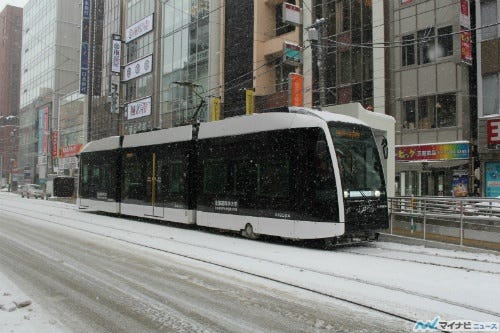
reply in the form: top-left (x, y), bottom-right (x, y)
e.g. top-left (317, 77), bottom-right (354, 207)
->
top-left (245, 89), bottom-right (254, 115)
top-left (211, 97), bottom-right (221, 121)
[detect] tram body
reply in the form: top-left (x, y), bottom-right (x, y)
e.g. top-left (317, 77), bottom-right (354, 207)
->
top-left (78, 108), bottom-right (388, 242)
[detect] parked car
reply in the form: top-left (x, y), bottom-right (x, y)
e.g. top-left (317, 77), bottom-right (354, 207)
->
top-left (21, 184), bottom-right (44, 199)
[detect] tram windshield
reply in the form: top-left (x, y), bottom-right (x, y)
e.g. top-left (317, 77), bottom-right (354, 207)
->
top-left (329, 122), bottom-right (385, 198)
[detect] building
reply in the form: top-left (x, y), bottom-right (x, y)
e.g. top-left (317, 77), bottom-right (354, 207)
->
top-left (18, 0), bottom-right (81, 185)
top-left (389, 0), bottom-right (475, 197)
top-left (476, 0), bottom-right (500, 197)
top-left (0, 5), bottom-right (22, 188)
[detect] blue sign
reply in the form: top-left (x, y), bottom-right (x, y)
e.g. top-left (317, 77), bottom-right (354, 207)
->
top-left (485, 162), bottom-right (500, 198)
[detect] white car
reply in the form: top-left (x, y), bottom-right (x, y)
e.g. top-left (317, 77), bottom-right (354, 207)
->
top-left (21, 184), bottom-right (44, 199)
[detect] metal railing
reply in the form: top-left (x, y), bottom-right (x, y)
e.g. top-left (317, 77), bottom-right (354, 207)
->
top-left (388, 196), bottom-right (500, 248)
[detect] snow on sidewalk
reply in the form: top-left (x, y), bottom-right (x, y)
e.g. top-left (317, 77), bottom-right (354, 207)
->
top-left (0, 271), bottom-right (67, 333)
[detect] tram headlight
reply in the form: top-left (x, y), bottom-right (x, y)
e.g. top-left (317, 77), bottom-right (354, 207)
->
top-left (343, 190), bottom-right (349, 198)
top-left (374, 190), bottom-right (381, 197)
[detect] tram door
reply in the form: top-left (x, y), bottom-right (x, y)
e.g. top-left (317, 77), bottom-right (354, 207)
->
top-left (145, 152), bottom-right (165, 218)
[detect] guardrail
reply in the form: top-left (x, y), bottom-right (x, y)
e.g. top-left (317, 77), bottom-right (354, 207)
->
top-left (388, 196), bottom-right (500, 250)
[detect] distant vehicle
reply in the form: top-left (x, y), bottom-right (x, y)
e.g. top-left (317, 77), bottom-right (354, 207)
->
top-left (78, 107), bottom-right (389, 247)
top-left (21, 184), bottom-right (44, 199)
top-left (46, 175), bottom-right (75, 197)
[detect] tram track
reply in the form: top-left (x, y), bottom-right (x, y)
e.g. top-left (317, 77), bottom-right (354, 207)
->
top-left (1, 198), bottom-right (499, 326)
top-left (338, 246), bottom-right (500, 275)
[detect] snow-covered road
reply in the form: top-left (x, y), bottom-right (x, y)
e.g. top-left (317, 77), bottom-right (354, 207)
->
top-left (1, 191), bottom-right (499, 332)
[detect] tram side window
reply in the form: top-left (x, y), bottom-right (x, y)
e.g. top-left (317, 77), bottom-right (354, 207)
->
top-left (203, 160), bottom-right (227, 194)
top-left (315, 139), bottom-right (337, 200)
top-left (167, 161), bottom-right (184, 194)
top-left (123, 152), bottom-right (144, 202)
top-left (233, 159), bottom-right (258, 197)
top-left (259, 159), bottom-right (289, 198)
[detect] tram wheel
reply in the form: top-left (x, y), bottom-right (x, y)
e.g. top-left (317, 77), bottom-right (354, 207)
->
top-left (243, 223), bottom-right (258, 240)
top-left (323, 237), bottom-right (338, 250)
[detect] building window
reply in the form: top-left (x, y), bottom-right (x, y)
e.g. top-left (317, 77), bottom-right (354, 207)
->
top-left (483, 74), bottom-right (499, 115)
top-left (437, 26), bottom-right (453, 58)
top-left (436, 94), bottom-right (456, 127)
top-left (418, 95), bottom-right (436, 129)
top-left (417, 28), bottom-right (435, 64)
top-left (402, 100), bottom-right (416, 129)
top-left (402, 34), bottom-right (415, 66)
top-left (275, 59), bottom-right (296, 92)
top-left (481, 0), bottom-right (499, 41)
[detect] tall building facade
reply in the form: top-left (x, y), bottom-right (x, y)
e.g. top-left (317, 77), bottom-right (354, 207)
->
top-left (476, 0), bottom-right (500, 197)
top-left (389, 0), bottom-right (475, 197)
top-left (0, 5), bottom-right (22, 187)
top-left (18, 0), bottom-right (81, 184)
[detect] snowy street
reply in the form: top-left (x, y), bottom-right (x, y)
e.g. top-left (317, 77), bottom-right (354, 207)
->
top-left (1, 191), bottom-right (499, 332)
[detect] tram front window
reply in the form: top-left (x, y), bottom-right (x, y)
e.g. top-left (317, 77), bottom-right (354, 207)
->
top-left (329, 122), bottom-right (385, 198)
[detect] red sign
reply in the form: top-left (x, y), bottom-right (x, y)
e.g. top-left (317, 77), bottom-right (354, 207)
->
top-left (487, 119), bottom-right (500, 148)
top-left (460, 0), bottom-right (470, 29)
top-left (460, 29), bottom-right (472, 65)
top-left (288, 73), bottom-right (303, 107)
top-left (60, 144), bottom-right (83, 158)
top-left (51, 131), bottom-right (58, 157)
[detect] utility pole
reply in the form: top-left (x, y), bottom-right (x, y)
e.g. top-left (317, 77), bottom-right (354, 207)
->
top-left (306, 17), bottom-right (326, 106)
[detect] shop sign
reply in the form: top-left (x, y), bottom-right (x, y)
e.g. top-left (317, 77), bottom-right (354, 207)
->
top-left (51, 131), bottom-right (58, 157)
top-left (38, 106), bottom-right (49, 156)
top-left (60, 144), bottom-right (83, 158)
top-left (123, 54), bottom-right (153, 82)
top-left (460, 0), bottom-right (471, 29)
top-left (288, 73), bottom-right (303, 107)
top-left (460, 29), bottom-right (472, 65)
top-left (452, 172), bottom-right (468, 197)
top-left (283, 42), bottom-right (301, 66)
top-left (396, 142), bottom-right (469, 161)
top-left (486, 162), bottom-right (500, 197)
top-left (126, 96), bottom-right (152, 120)
top-left (283, 2), bottom-right (302, 26)
top-left (111, 35), bottom-right (121, 74)
top-left (125, 14), bottom-right (153, 43)
top-left (487, 118), bottom-right (500, 149)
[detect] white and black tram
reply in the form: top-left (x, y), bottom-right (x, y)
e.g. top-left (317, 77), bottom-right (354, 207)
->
top-left (78, 107), bottom-right (388, 244)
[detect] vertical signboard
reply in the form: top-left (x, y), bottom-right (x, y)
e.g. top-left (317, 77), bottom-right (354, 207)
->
top-left (38, 106), bottom-right (49, 156)
top-left (211, 97), bottom-right (221, 121)
top-left (51, 131), bottom-right (58, 157)
top-left (80, 0), bottom-right (91, 94)
top-left (111, 34), bottom-right (121, 74)
top-left (288, 73), bottom-right (303, 107)
top-left (460, 0), bottom-right (471, 29)
top-left (245, 89), bottom-right (254, 115)
top-left (460, 29), bottom-right (472, 65)
top-left (485, 162), bottom-right (500, 197)
top-left (459, 0), bottom-right (472, 65)
top-left (487, 118), bottom-right (500, 149)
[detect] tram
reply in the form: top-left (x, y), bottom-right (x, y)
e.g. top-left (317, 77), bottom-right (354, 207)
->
top-left (78, 107), bottom-right (388, 244)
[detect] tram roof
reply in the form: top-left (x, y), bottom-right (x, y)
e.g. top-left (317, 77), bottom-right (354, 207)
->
top-left (198, 108), bottom-right (367, 140)
top-left (80, 136), bottom-right (121, 154)
top-left (122, 125), bottom-right (192, 148)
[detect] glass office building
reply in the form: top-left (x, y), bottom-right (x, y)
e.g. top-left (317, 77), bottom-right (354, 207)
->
top-left (18, 0), bottom-right (81, 184)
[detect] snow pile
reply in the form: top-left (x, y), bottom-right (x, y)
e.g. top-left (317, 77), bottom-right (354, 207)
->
top-left (0, 271), bottom-right (66, 333)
